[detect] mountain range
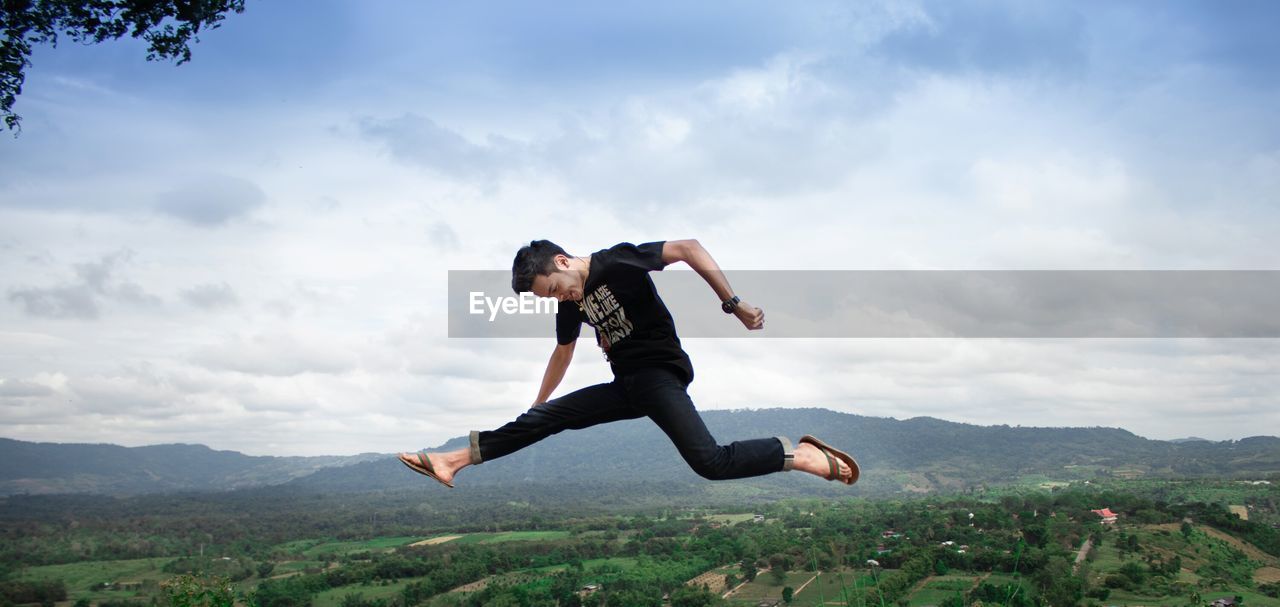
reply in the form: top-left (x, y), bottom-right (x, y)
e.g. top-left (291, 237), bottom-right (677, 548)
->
top-left (3, 408), bottom-right (1277, 496)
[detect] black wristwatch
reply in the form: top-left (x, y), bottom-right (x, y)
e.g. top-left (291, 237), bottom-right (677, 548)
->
top-left (721, 295), bottom-right (741, 313)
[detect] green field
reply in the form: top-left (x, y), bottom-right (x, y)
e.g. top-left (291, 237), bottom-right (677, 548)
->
top-left (17, 557), bottom-right (175, 601)
top-left (909, 586), bottom-right (967, 607)
top-left (446, 531), bottom-right (571, 545)
top-left (980, 573), bottom-right (1025, 590)
top-left (276, 531), bottom-right (570, 553)
top-left (903, 576), bottom-right (974, 607)
top-left (314, 578), bottom-right (423, 607)
top-left (790, 569), bottom-right (882, 606)
top-left (274, 560), bottom-right (326, 574)
top-left (694, 513), bottom-right (758, 525)
top-left (727, 571), bottom-right (817, 603)
top-left (302, 536), bottom-right (427, 557)
top-left (1204, 589), bottom-right (1280, 607)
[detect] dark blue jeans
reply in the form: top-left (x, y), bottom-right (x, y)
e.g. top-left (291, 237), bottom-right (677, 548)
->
top-left (469, 366), bottom-right (794, 480)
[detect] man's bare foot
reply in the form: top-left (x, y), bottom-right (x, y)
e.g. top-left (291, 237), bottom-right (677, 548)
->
top-left (398, 448), bottom-right (471, 486)
top-left (793, 442), bottom-right (856, 483)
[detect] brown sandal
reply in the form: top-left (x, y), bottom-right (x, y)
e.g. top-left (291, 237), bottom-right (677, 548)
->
top-left (800, 435), bottom-right (860, 486)
top-left (399, 452), bottom-right (455, 489)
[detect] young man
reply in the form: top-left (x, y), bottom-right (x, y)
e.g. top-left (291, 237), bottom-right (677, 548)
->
top-left (399, 239), bottom-right (858, 487)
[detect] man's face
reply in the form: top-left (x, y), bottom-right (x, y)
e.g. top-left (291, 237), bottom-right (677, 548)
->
top-left (530, 257), bottom-right (583, 303)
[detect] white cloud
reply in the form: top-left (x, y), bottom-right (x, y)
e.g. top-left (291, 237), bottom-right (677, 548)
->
top-left (189, 332), bottom-right (361, 377)
top-left (155, 174), bottom-right (268, 227)
top-left (181, 282), bottom-right (239, 310)
top-left (6, 250), bottom-right (162, 319)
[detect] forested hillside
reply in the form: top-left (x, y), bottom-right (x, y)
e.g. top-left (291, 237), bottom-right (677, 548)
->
top-left (297, 409), bottom-right (1280, 495)
top-left (0, 439), bottom-right (380, 495)
top-left (4, 408), bottom-right (1278, 496)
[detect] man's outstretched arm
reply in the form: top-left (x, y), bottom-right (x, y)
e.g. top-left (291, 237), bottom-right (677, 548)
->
top-left (533, 340), bottom-right (575, 406)
top-left (661, 239), bottom-right (764, 330)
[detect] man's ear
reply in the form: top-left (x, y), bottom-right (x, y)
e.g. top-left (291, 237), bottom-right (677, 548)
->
top-left (554, 254), bottom-right (571, 270)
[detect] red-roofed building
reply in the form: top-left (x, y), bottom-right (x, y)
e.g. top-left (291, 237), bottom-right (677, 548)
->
top-left (1091, 508), bottom-right (1118, 525)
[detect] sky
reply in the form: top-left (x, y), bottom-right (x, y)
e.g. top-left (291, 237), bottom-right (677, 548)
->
top-left (1, 0), bottom-right (1278, 456)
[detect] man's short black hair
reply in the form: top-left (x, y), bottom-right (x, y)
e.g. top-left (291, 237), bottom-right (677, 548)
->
top-left (511, 240), bottom-right (569, 294)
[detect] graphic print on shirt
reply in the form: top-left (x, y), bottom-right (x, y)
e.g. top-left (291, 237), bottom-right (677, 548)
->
top-left (579, 284), bottom-right (633, 353)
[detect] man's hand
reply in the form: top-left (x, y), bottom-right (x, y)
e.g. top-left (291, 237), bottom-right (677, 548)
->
top-left (734, 302), bottom-right (764, 330)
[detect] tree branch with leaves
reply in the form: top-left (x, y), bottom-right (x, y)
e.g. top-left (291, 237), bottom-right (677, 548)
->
top-left (1, 0), bottom-right (246, 133)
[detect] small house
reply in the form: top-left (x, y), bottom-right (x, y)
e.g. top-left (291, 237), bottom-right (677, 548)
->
top-left (1090, 508), bottom-right (1118, 525)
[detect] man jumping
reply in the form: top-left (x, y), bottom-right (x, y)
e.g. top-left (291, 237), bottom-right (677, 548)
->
top-left (399, 239), bottom-right (858, 487)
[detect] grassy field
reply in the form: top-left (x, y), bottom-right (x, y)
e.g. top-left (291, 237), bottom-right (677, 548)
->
top-left (904, 575), bottom-right (981, 607)
top-left (17, 557), bottom-right (175, 602)
top-left (909, 586), bottom-right (967, 607)
top-left (274, 560), bottom-right (325, 572)
top-left (791, 569), bottom-right (881, 606)
top-left (697, 513), bottom-right (758, 525)
top-left (313, 578), bottom-right (423, 607)
top-left (1204, 589), bottom-right (1280, 607)
top-left (273, 530), bottom-right (571, 553)
top-left (726, 571), bottom-right (817, 603)
top-left (275, 538), bottom-right (324, 554)
top-left (273, 536), bottom-right (433, 558)
top-left (446, 531), bottom-right (571, 545)
top-left (302, 536), bottom-right (427, 557)
top-left (978, 572), bottom-right (1027, 597)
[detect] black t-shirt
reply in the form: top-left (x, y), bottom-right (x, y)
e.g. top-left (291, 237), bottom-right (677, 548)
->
top-left (555, 241), bottom-right (694, 384)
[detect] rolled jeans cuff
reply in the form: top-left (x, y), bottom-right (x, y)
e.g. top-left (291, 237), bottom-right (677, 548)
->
top-left (469, 430), bottom-right (484, 465)
top-left (776, 436), bottom-right (795, 471)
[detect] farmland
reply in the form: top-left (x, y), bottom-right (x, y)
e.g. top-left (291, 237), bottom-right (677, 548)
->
top-left (5, 481), bottom-right (1280, 607)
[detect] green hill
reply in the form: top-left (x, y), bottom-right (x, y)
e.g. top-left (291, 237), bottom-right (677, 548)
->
top-left (4, 408), bottom-right (1278, 496)
top-left (0, 438), bottom-right (380, 495)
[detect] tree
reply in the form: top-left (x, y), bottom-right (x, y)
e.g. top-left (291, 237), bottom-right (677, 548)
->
top-left (740, 560), bottom-right (756, 583)
top-left (1034, 557), bottom-right (1083, 607)
top-left (670, 586), bottom-right (716, 607)
top-left (770, 566), bottom-right (787, 586)
top-left (1, 0), bottom-right (246, 132)
top-left (939, 594), bottom-right (963, 607)
top-left (257, 562), bottom-right (275, 578)
top-left (160, 574), bottom-right (234, 607)
top-left (782, 586), bottom-right (794, 604)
